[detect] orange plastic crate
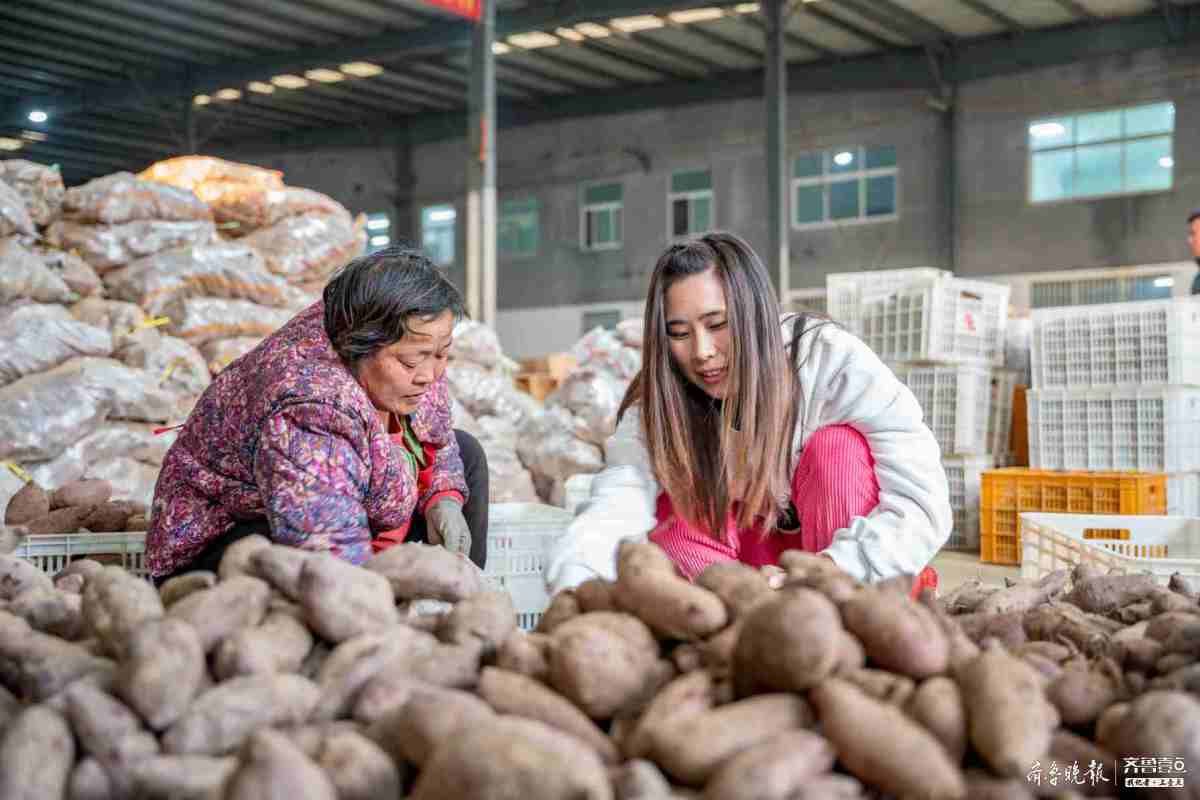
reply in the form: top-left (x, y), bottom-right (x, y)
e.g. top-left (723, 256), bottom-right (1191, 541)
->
top-left (979, 469), bottom-right (1167, 565)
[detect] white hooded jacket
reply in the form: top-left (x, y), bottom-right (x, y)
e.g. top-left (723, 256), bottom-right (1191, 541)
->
top-left (545, 315), bottom-right (953, 593)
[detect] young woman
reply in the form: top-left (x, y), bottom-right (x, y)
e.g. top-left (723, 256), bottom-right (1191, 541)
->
top-left (547, 232), bottom-right (951, 592)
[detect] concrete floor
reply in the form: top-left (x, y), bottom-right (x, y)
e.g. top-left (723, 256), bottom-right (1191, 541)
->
top-left (931, 551), bottom-right (1020, 590)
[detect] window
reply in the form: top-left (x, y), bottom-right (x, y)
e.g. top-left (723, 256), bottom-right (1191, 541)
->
top-left (364, 212), bottom-right (391, 254)
top-left (1028, 101), bottom-right (1174, 203)
top-left (581, 309), bottom-right (622, 334)
top-left (581, 182), bottom-right (623, 251)
top-left (1030, 274), bottom-right (1176, 309)
top-left (792, 146), bottom-right (898, 229)
top-left (421, 204), bottom-right (456, 267)
top-left (669, 169), bottom-right (713, 238)
top-left (499, 197), bottom-right (539, 257)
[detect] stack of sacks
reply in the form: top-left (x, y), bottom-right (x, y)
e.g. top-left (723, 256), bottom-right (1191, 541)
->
top-left (447, 321), bottom-right (540, 503)
top-left (0, 159), bottom-right (64, 229)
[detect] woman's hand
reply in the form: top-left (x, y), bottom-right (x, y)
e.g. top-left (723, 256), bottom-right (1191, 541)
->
top-left (426, 498), bottom-right (472, 558)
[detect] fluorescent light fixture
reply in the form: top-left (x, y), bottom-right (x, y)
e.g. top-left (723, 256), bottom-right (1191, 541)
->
top-left (668, 8), bottom-right (724, 23)
top-left (370, 235), bottom-right (390, 247)
top-left (833, 151), bottom-right (854, 167)
top-left (556, 27), bottom-right (585, 41)
top-left (27, 110), bottom-right (48, 123)
top-left (733, 3), bottom-right (760, 12)
top-left (193, 94), bottom-right (212, 106)
top-left (248, 81), bottom-right (275, 94)
top-left (610, 15), bottom-right (664, 33)
top-left (0, 137), bottom-right (23, 151)
top-left (21, 130), bottom-right (47, 142)
top-left (1159, 156), bottom-right (1174, 169)
top-left (1029, 122), bottom-right (1066, 138)
top-left (509, 31), bottom-right (559, 49)
top-left (574, 22), bottom-right (611, 38)
top-left (429, 209), bottom-right (457, 223)
top-left (1154, 276), bottom-right (1174, 289)
top-left (305, 68), bottom-right (344, 83)
top-left (366, 218), bottom-right (390, 231)
top-left (271, 74), bottom-right (309, 89)
top-left (215, 88), bottom-right (242, 101)
top-left (340, 61), bottom-right (383, 77)
top-left (492, 42), bottom-right (512, 54)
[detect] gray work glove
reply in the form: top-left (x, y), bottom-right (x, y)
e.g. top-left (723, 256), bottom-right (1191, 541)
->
top-left (426, 498), bottom-right (472, 558)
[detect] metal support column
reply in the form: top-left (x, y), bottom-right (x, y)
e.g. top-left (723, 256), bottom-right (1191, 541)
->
top-left (944, 87), bottom-right (958, 272)
top-left (764, 0), bottom-right (789, 301)
top-left (466, 0), bottom-right (497, 325)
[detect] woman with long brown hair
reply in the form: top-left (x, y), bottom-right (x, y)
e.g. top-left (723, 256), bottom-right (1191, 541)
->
top-left (547, 231), bottom-right (950, 591)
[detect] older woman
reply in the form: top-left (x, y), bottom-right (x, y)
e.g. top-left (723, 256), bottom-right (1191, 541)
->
top-left (146, 245), bottom-right (488, 581)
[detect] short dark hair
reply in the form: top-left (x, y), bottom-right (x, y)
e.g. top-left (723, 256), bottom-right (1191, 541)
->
top-left (1189, 208), bottom-right (1200, 226)
top-left (323, 243), bottom-right (465, 366)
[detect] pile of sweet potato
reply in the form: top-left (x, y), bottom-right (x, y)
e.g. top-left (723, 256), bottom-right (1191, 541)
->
top-left (5, 479), bottom-right (148, 534)
top-left (1, 535), bottom-right (1198, 800)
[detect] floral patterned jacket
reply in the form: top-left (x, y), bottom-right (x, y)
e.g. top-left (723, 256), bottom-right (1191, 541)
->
top-left (146, 302), bottom-right (466, 577)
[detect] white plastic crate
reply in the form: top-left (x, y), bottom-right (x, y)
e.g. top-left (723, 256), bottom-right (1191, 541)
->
top-left (857, 277), bottom-right (1010, 366)
top-left (1027, 386), bottom-right (1200, 473)
top-left (484, 502), bottom-right (573, 631)
top-left (14, 532), bottom-right (148, 577)
top-left (988, 368), bottom-right (1020, 461)
top-left (1169, 473), bottom-right (1200, 518)
top-left (894, 364), bottom-right (992, 456)
top-left (942, 454), bottom-right (993, 551)
top-left (826, 267), bottom-right (950, 333)
top-left (1031, 297), bottom-right (1200, 390)
top-left (1019, 512), bottom-right (1200, 585)
top-left (561, 473), bottom-right (596, 516)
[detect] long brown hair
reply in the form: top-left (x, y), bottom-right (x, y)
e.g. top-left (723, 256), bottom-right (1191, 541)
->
top-left (619, 232), bottom-right (811, 537)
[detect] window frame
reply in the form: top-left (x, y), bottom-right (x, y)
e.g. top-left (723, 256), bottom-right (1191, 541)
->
top-left (1026, 101), bottom-right (1175, 206)
top-left (667, 168), bottom-right (715, 240)
top-left (580, 181), bottom-right (624, 252)
top-left (420, 203), bottom-right (457, 268)
top-left (498, 196), bottom-right (540, 259)
top-left (791, 146), bottom-right (900, 231)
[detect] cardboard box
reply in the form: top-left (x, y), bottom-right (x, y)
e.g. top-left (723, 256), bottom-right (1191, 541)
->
top-left (520, 353), bottom-right (576, 381)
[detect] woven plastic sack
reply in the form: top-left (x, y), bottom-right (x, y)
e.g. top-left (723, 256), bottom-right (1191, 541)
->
top-left (486, 447), bottom-right (540, 503)
top-left (139, 156), bottom-right (283, 192)
top-left (104, 240), bottom-right (299, 316)
top-left (118, 331), bottom-right (211, 399)
top-left (25, 422), bottom-right (175, 491)
top-left (476, 415), bottom-right (519, 451)
top-left (0, 160), bottom-right (64, 226)
top-left (200, 336), bottom-right (263, 375)
top-left (445, 363), bottom-right (543, 430)
top-left (515, 407), bottom-right (605, 486)
top-left (167, 297), bottom-right (293, 346)
top-left (451, 320), bottom-right (504, 369)
top-left (241, 212), bottom-right (364, 283)
top-left (62, 172), bottom-right (211, 224)
top-left (546, 368), bottom-right (624, 446)
top-left (615, 317), bottom-right (643, 349)
top-left (0, 179), bottom-right (35, 238)
top-left (46, 219), bottom-right (217, 272)
top-left (0, 303), bottom-right (113, 387)
top-left (0, 469), bottom-right (24, 525)
top-left (85, 456), bottom-right (159, 509)
top-left (451, 398), bottom-right (480, 437)
top-left (195, 184), bottom-right (349, 232)
top-left (572, 326), bottom-right (641, 381)
top-left (38, 247), bottom-right (102, 297)
top-left (0, 238), bottom-right (73, 304)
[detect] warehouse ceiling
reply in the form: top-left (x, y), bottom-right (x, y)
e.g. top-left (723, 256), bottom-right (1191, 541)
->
top-left (0, 0), bottom-right (1198, 184)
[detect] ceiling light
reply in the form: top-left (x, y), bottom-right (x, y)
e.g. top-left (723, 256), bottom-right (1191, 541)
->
top-left (1154, 276), bottom-right (1174, 288)
top-left (556, 27), bottom-right (585, 41)
top-left (429, 208), bottom-right (456, 223)
top-left (20, 130), bottom-right (47, 142)
top-left (340, 61), bottom-right (383, 77)
top-left (733, 3), bottom-right (760, 13)
top-left (216, 88), bottom-right (242, 101)
top-left (366, 217), bottom-right (390, 231)
top-left (271, 74), bottom-right (309, 89)
top-left (0, 137), bottom-right (23, 151)
top-left (610, 15), bottom-right (664, 33)
top-left (370, 235), bottom-right (390, 247)
top-left (305, 68), bottom-right (344, 83)
top-left (27, 110), bottom-right (48, 123)
top-left (492, 42), bottom-right (512, 54)
top-left (193, 94), bottom-right (212, 106)
top-left (833, 151), bottom-right (854, 166)
top-left (1029, 122), bottom-right (1066, 139)
top-left (248, 81), bottom-right (275, 94)
top-left (509, 31), bottom-right (559, 49)
top-left (1159, 156), bottom-right (1174, 169)
top-left (574, 22), bottom-right (611, 38)
top-left (668, 8), bottom-right (724, 23)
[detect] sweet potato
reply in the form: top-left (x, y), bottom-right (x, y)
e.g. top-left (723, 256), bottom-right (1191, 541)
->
top-left (124, 514), bottom-right (149, 532)
top-left (536, 590), bottom-right (581, 633)
top-left (116, 618), bottom-right (205, 730)
top-left (365, 542), bottom-right (485, 601)
top-left (842, 668), bottom-right (915, 706)
top-left (962, 771), bottom-right (1035, 800)
top-left (163, 674), bottom-right (321, 755)
top-left (496, 629), bottom-right (551, 682)
top-left (1067, 572), bottom-right (1166, 616)
top-left (401, 640), bottom-right (485, 690)
top-left (0, 706), bottom-right (75, 800)
top-left (410, 716), bottom-right (613, 800)
top-left (69, 758), bottom-right (113, 800)
top-left (1149, 662), bottom-right (1200, 693)
top-left (1160, 619), bottom-right (1200, 658)
top-left (647, 694), bottom-right (813, 786)
top-left (0, 553), bottom-right (53, 600)
top-left (213, 605), bottom-right (313, 680)
top-left (618, 541), bottom-right (677, 574)
top-left (368, 684), bottom-right (495, 767)
top-left (312, 625), bottom-right (436, 721)
top-left (1096, 690), bottom-right (1200, 798)
top-left (1119, 600), bottom-right (1155, 624)
top-left (65, 682), bottom-right (159, 763)
top-left (158, 570), bottom-right (216, 607)
top-left (842, 586), bottom-right (950, 679)
top-left (79, 501), bottom-right (134, 533)
top-left (298, 553), bottom-right (398, 643)
top-left (55, 573), bottom-right (85, 594)
top-left (956, 609), bottom-right (1028, 649)
top-left (1170, 572), bottom-right (1199, 598)
top-left (0, 612), bottom-right (113, 700)
top-left (976, 569), bottom-right (1068, 615)
top-left (26, 505), bottom-right (96, 534)
top-left (5, 482), bottom-right (49, 525)
top-left (1023, 603), bottom-right (1109, 657)
top-left (609, 759), bottom-right (671, 800)
top-left (575, 577), bottom-right (618, 613)
top-left (700, 620), bottom-right (742, 676)
top-left (436, 588), bottom-right (517, 654)
top-left (167, 574), bottom-right (270, 652)
top-left (351, 673), bottom-right (428, 724)
top-left (733, 589), bottom-right (843, 696)
top-left (696, 562), bottom-right (772, 620)
top-left (81, 565), bottom-right (163, 658)
top-left (671, 643), bottom-right (704, 673)
top-left (1045, 658), bottom-right (1124, 726)
top-left (614, 560), bottom-right (728, 641)
top-left (217, 534), bottom-right (271, 580)
top-left (222, 729), bottom-right (336, 800)
top-left (788, 775), bottom-right (868, 800)
top-left (918, 588), bottom-right (981, 669)
top-left (247, 545), bottom-right (310, 600)
top-left (1049, 730), bottom-right (1117, 798)
top-left (0, 684), bottom-right (16, 729)
top-left (956, 642), bottom-right (1060, 777)
top-left (549, 613), bottom-right (663, 719)
top-left (702, 729), bottom-right (835, 800)
top-left (810, 678), bottom-right (966, 800)
top-left (49, 479), bottom-right (111, 510)
top-left (939, 576), bottom-right (994, 615)
top-left (316, 729), bottom-right (403, 800)
top-left (623, 670), bottom-right (716, 761)
top-left (1016, 640), bottom-right (1074, 663)
top-left (1146, 611), bottom-right (1199, 641)
top-left (56, 558), bottom-right (104, 580)
top-left (906, 676), bottom-right (968, 763)
top-left (126, 755), bottom-right (238, 800)
top-left (7, 586), bottom-right (83, 639)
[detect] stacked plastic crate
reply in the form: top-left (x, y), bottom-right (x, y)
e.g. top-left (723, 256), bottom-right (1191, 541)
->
top-left (1026, 297), bottom-right (1200, 518)
top-left (827, 269), bottom-right (1011, 551)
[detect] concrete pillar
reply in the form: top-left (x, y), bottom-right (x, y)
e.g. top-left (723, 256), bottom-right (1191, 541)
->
top-left (764, 0), bottom-right (789, 301)
top-left (466, 0), bottom-right (497, 325)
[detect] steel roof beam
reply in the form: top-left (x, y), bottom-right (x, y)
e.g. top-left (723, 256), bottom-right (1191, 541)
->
top-left (732, 12), bottom-right (838, 58)
top-left (1052, 0), bottom-right (1100, 22)
top-left (799, 4), bottom-right (898, 49)
top-left (830, 0), bottom-right (952, 46)
top-left (951, 0), bottom-right (1025, 32)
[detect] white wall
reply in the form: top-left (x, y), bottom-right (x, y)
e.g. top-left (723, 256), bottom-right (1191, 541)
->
top-left (496, 300), bottom-right (645, 359)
